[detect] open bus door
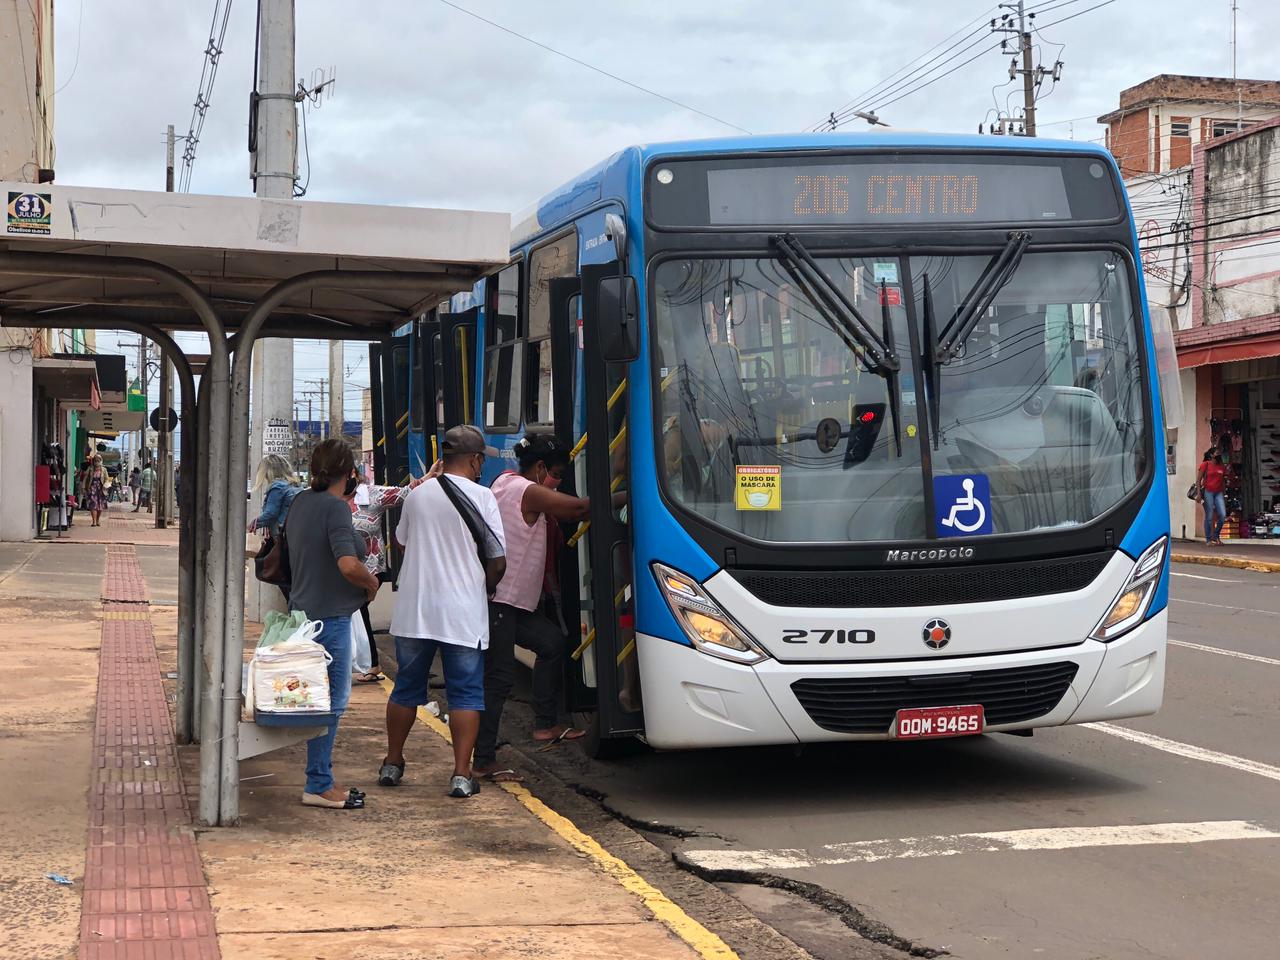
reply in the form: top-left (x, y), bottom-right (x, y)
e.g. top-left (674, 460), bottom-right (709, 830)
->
top-left (438, 307), bottom-right (479, 429)
top-left (564, 263), bottom-right (644, 754)
top-left (379, 327), bottom-right (414, 579)
top-left (369, 342), bottom-right (387, 485)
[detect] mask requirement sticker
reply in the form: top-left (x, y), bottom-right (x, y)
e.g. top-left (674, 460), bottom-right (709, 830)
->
top-left (735, 465), bottom-right (782, 511)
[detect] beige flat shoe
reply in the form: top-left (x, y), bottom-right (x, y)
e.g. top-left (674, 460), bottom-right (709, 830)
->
top-left (301, 791), bottom-right (364, 809)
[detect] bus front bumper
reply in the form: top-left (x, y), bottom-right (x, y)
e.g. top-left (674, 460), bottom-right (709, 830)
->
top-left (635, 609), bottom-right (1165, 750)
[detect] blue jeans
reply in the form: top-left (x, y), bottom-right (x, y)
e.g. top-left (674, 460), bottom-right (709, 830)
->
top-left (1203, 491), bottom-right (1227, 542)
top-left (305, 616), bottom-right (353, 794)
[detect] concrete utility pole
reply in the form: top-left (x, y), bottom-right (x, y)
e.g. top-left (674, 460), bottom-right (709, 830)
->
top-left (1232, 0), bottom-right (1242, 130)
top-left (988, 0), bottom-right (1058, 137)
top-left (156, 127), bottom-right (176, 528)
top-left (246, 0), bottom-right (298, 622)
top-left (1017, 0), bottom-right (1036, 137)
top-left (328, 342), bottom-right (343, 442)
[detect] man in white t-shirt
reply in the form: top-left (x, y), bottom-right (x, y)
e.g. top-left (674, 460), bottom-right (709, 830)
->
top-left (380, 425), bottom-right (506, 798)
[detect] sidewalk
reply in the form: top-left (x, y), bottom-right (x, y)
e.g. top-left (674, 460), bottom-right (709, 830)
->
top-left (0, 530), bottom-right (734, 960)
top-left (48, 501), bottom-right (180, 548)
top-left (1170, 537), bottom-right (1280, 573)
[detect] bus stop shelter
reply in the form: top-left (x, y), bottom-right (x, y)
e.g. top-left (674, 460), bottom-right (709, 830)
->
top-left (0, 180), bottom-right (509, 825)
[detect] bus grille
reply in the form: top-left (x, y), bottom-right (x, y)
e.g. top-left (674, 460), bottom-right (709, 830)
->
top-left (732, 551), bottom-right (1112, 608)
top-left (791, 661), bottom-right (1080, 734)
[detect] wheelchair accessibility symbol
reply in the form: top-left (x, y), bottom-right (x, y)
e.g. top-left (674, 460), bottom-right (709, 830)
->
top-left (934, 474), bottom-right (993, 538)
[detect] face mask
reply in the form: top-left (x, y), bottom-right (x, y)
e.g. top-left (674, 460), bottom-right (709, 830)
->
top-left (541, 472), bottom-right (562, 490)
top-left (343, 475), bottom-right (358, 497)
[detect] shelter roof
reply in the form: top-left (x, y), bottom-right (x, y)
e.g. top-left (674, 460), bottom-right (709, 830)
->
top-left (1, 182), bottom-right (510, 339)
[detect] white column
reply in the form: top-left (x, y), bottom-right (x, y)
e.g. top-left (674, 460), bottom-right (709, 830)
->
top-left (0, 346), bottom-right (35, 541)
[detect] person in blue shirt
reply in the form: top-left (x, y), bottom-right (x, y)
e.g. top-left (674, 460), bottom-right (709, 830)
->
top-left (249, 454), bottom-right (303, 602)
top-left (250, 454), bottom-right (302, 536)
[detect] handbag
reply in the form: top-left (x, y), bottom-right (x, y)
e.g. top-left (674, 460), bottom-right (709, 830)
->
top-left (1186, 482), bottom-right (1201, 502)
top-left (254, 529), bottom-right (292, 585)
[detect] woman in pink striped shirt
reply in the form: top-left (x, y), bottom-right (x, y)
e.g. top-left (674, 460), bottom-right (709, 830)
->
top-left (474, 433), bottom-right (590, 782)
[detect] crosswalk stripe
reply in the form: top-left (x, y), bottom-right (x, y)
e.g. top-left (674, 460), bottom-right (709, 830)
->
top-left (679, 820), bottom-right (1280, 872)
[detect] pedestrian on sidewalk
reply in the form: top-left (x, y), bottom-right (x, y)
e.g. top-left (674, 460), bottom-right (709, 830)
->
top-left (1198, 449), bottom-right (1228, 545)
top-left (138, 463), bottom-right (155, 514)
top-left (83, 455), bottom-right (109, 526)
top-left (381, 425), bottom-right (506, 799)
top-left (127, 466), bottom-right (141, 506)
top-left (475, 434), bottom-right (589, 783)
top-left (250, 454), bottom-right (303, 603)
top-left (286, 439), bottom-right (381, 810)
top-left (347, 463), bottom-right (442, 683)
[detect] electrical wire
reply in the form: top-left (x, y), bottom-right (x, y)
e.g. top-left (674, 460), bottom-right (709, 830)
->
top-left (179, 0), bottom-right (235, 193)
top-left (53, 0), bottom-right (84, 94)
top-left (811, 4), bottom-right (1000, 131)
top-left (433, 0), bottom-right (751, 135)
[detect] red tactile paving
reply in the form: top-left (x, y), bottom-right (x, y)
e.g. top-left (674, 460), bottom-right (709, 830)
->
top-left (80, 545), bottom-right (220, 960)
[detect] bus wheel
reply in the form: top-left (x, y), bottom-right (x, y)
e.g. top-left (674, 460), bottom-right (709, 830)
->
top-left (578, 712), bottom-right (641, 761)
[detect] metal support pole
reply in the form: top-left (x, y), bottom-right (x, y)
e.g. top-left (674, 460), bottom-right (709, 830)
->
top-left (0, 252), bottom-right (232, 827)
top-left (156, 352), bottom-right (171, 528)
top-left (192, 371), bottom-right (211, 741)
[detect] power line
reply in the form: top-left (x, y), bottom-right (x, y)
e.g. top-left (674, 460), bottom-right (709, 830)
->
top-left (178, 0), bottom-right (236, 192)
top-left (53, 0), bottom-right (85, 94)
top-left (810, 4), bottom-right (1000, 131)
top-left (433, 0), bottom-right (751, 135)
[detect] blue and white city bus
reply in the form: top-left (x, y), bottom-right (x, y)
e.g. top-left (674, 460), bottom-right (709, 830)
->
top-left (370, 132), bottom-right (1170, 756)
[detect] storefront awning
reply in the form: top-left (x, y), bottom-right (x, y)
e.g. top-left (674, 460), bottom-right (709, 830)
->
top-left (32, 357), bottom-right (99, 407)
top-left (1178, 333), bottom-right (1280, 369)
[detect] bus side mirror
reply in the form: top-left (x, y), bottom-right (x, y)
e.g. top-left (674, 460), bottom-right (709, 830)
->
top-left (598, 276), bottom-right (639, 363)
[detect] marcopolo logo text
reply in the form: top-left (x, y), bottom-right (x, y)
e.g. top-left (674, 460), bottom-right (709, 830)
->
top-left (885, 547), bottom-right (975, 563)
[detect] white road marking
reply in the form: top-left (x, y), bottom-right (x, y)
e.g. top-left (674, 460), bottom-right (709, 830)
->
top-left (1172, 597), bottom-right (1277, 616)
top-left (680, 820), bottom-right (1280, 872)
top-left (1171, 571), bottom-right (1243, 583)
top-left (1169, 638), bottom-right (1280, 666)
top-left (1084, 723), bottom-right (1280, 783)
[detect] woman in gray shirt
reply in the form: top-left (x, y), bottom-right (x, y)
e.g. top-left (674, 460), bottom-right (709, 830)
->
top-left (285, 439), bottom-right (380, 810)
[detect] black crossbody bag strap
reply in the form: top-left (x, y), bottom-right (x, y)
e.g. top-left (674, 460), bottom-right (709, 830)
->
top-left (438, 476), bottom-right (489, 572)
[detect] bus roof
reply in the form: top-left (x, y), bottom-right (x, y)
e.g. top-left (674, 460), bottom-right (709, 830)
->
top-left (514, 132), bottom-right (1116, 248)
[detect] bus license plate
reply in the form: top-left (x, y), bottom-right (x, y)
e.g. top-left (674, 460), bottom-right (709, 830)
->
top-left (894, 704), bottom-right (984, 739)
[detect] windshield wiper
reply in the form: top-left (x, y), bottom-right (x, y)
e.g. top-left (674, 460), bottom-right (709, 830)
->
top-left (770, 233), bottom-right (903, 456)
top-left (925, 230), bottom-right (1031, 448)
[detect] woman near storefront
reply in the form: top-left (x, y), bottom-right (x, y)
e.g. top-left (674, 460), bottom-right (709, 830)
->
top-left (1198, 449), bottom-right (1228, 545)
top-left (82, 455), bottom-right (109, 527)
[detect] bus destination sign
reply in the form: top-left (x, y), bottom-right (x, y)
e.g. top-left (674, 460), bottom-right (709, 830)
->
top-left (706, 162), bottom-right (1073, 226)
top-left (646, 154), bottom-right (1120, 228)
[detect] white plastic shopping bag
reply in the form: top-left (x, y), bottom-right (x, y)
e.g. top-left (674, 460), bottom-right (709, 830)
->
top-left (251, 619), bottom-right (333, 714)
top-left (351, 611), bottom-right (371, 676)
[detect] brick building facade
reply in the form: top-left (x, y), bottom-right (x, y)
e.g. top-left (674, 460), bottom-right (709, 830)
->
top-left (1101, 78), bottom-right (1280, 540)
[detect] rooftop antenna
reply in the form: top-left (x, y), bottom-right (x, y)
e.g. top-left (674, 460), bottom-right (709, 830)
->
top-left (1232, 0), bottom-right (1242, 130)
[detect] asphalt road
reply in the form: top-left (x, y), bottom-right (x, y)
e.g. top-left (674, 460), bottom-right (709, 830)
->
top-left (525, 562), bottom-right (1280, 960)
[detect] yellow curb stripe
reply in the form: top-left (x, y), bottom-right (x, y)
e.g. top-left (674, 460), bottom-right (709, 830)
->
top-left (1172, 552), bottom-right (1280, 574)
top-left (375, 677), bottom-right (738, 960)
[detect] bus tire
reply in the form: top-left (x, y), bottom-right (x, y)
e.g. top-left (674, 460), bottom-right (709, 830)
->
top-left (578, 711), bottom-right (641, 760)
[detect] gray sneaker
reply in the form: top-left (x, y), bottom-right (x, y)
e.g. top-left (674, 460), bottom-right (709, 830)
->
top-left (448, 775), bottom-right (480, 798)
top-left (378, 761), bottom-right (404, 787)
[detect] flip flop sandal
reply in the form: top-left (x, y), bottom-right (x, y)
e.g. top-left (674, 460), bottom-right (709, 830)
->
top-left (479, 769), bottom-right (524, 783)
top-left (301, 792), bottom-right (365, 809)
top-left (354, 673), bottom-right (386, 684)
top-left (378, 761), bottom-right (405, 787)
top-left (534, 727), bottom-right (586, 751)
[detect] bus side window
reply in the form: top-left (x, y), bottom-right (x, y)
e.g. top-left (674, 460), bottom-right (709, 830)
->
top-left (526, 229), bottom-right (578, 428)
top-left (484, 261), bottom-right (523, 431)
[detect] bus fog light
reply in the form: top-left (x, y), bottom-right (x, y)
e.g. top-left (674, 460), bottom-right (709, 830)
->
top-left (1090, 537), bottom-right (1166, 642)
top-left (653, 564), bottom-right (769, 665)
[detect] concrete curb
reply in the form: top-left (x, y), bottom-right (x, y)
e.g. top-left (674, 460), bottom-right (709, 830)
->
top-left (1172, 552), bottom-right (1280, 574)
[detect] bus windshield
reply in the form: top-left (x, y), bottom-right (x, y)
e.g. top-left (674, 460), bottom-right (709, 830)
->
top-left (651, 250), bottom-right (1147, 544)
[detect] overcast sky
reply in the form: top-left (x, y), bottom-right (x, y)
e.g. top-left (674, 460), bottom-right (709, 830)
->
top-left (50, 0), bottom-right (1279, 419)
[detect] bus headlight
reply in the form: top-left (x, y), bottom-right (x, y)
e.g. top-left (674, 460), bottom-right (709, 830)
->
top-left (652, 564), bottom-right (768, 665)
top-left (1090, 537), bottom-right (1167, 642)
